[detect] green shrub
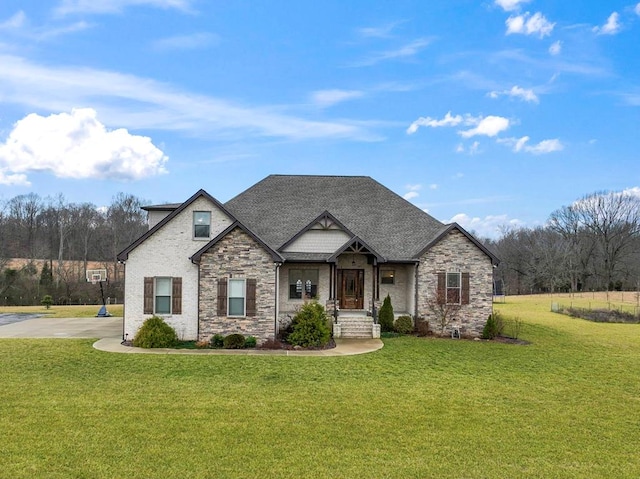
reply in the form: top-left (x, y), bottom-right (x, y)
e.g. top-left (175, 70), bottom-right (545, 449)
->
top-left (132, 316), bottom-right (178, 348)
top-left (378, 294), bottom-right (394, 333)
top-left (287, 301), bottom-right (331, 348)
top-left (244, 336), bottom-right (257, 348)
top-left (210, 334), bottom-right (224, 348)
top-left (482, 311), bottom-right (505, 339)
top-left (394, 315), bottom-right (414, 334)
top-left (40, 295), bottom-right (53, 309)
top-left (223, 333), bottom-right (246, 349)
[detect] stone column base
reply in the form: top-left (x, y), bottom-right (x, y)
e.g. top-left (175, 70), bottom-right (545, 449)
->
top-left (333, 323), bottom-right (342, 338)
top-left (372, 324), bottom-right (380, 339)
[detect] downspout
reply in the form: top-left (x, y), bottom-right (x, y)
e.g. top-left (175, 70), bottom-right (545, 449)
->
top-left (274, 262), bottom-right (281, 338)
top-left (120, 261), bottom-right (126, 341)
top-left (414, 260), bottom-right (420, 319)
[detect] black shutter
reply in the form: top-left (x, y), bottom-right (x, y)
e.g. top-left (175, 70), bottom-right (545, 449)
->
top-left (436, 272), bottom-right (446, 304)
top-left (143, 277), bottom-right (154, 314)
top-left (172, 277), bottom-right (182, 314)
top-left (217, 278), bottom-right (228, 316)
top-left (461, 273), bottom-right (470, 305)
top-left (246, 279), bottom-right (257, 317)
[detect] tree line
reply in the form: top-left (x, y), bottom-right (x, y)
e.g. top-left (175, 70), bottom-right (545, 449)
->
top-left (486, 190), bottom-right (640, 295)
top-left (0, 192), bottom-right (148, 306)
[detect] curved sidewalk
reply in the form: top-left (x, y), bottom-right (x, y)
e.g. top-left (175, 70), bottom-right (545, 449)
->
top-left (93, 337), bottom-right (383, 356)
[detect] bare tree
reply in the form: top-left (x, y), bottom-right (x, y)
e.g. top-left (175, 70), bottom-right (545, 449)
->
top-left (426, 289), bottom-right (462, 336)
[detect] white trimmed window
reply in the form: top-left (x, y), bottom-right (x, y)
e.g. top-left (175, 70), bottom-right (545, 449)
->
top-left (446, 272), bottom-right (461, 304)
top-left (194, 211), bottom-right (211, 239)
top-left (143, 277), bottom-right (182, 315)
top-left (228, 278), bottom-right (246, 317)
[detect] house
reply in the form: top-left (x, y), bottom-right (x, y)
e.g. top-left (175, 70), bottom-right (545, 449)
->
top-left (117, 175), bottom-right (499, 342)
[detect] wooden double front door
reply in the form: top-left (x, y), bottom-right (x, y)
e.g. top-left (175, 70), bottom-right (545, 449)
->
top-left (337, 269), bottom-right (364, 309)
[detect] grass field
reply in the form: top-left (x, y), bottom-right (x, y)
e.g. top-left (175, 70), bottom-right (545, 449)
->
top-left (1, 295), bottom-right (639, 478)
top-left (0, 304), bottom-right (123, 318)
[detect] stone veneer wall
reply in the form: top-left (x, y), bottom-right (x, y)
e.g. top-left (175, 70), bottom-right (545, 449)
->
top-left (417, 230), bottom-right (494, 337)
top-left (198, 227), bottom-right (276, 342)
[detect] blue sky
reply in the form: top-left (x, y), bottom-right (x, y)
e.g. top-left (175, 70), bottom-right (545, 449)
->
top-left (0, 0), bottom-right (639, 238)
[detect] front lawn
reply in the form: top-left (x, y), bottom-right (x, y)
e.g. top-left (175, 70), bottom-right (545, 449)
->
top-left (0, 304), bottom-right (123, 318)
top-left (0, 295), bottom-right (638, 478)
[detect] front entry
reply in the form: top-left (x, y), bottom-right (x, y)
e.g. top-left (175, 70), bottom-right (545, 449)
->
top-left (337, 269), bottom-right (364, 309)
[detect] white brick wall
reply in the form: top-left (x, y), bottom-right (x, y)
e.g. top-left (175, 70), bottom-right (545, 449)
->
top-left (122, 196), bottom-right (233, 341)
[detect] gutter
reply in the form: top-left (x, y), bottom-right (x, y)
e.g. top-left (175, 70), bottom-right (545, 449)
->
top-left (414, 260), bottom-right (420, 319)
top-left (274, 262), bottom-right (282, 338)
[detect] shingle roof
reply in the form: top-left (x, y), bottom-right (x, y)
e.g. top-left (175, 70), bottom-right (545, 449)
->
top-left (224, 175), bottom-right (445, 261)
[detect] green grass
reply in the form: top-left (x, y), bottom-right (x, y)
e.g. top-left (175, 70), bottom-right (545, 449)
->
top-left (0, 304), bottom-right (123, 318)
top-left (1, 295), bottom-right (639, 478)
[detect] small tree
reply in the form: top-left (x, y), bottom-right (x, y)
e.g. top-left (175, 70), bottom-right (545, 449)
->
top-left (41, 294), bottom-right (53, 309)
top-left (426, 289), bottom-right (461, 336)
top-left (378, 294), bottom-right (394, 332)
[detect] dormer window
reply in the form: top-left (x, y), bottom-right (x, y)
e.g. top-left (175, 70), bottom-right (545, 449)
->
top-left (194, 211), bottom-right (211, 239)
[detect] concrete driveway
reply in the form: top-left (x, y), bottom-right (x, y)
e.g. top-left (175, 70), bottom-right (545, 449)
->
top-left (0, 316), bottom-right (122, 338)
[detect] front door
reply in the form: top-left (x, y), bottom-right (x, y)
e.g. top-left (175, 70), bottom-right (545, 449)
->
top-left (338, 269), bottom-right (364, 309)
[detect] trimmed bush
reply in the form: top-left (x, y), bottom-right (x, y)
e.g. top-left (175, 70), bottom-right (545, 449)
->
top-left (132, 316), bottom-right (178, 348)
top-left (223, 333), bottom-right (246, 349)
top-left (244, 336), bottom-right (257, 348)
top-left (378, 294), bottom-right (394, 333)
top-left (210, 334), bottom-right (224, 348)
top-left (288, 301), bottom-right (331, 348)
top-left (394, 315), bottom-right (414, 334)
top-left (41, 295), bottom-right (53, 309)
top-left (482, 311), bottom-right (505, 339)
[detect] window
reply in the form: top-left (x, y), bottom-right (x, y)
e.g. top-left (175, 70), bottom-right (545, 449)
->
top-left (289, 269), bottom-right (318, 299)
top-left (228, 278), bottom-right (246, 316)
top-left (143, 277), bottom-right (182, 315)
top-left (194, 211), bottom-right (211, 238)
top-left (446, 272), bottom-right (461, 304)
top-left (155, 277), bottom-right (172, 313)
top-left (217, 278), bottom-right (256, 317)
top-left (381, 270), bottom-right (395, 285)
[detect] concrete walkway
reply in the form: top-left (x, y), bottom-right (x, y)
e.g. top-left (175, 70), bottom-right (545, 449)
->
top-left (93, 337), bottom-right (383, 356)
top-left (0, 315), bottom-right (383, 356)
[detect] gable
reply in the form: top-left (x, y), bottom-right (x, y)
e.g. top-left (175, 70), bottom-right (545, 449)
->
top-left (118, 190), bottom-right (235, 261)
top-left (282, 229), bottom-right (352, 253)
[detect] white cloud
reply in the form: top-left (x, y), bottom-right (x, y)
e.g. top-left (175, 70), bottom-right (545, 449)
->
top-left (469, 141), bottom-right (481, 154)
top-left (449, 213), bottom-right (523, 239)
top-left (407, 112), bottom-right (463, 134)
top-left (623, 186), bottom-right (640, 198)
top-left (489, 85), bottom-right (539, 103)
top-left (403, 184), bottom-right (422, 200)
top-left (549, 40), bottom-right (562, 55)
top-left (403, 191), bottom-right (419, 200)
top-left (455, 143), bottom-right (465, 153)
top-left (429, 183), bottom-right (438, 190)
top-left (351, 38), bottom-right (431, 67)
top-left (498, 136), bottom-right (563, 154)
top-left (494, 0), bottom-right (530, 12)
top-left (311, 89), bottom-right (364, 108)
top-left (636, 3), bottom-right (640, 16)
top-left (0, 54), bottom-right (374, 141)
top-left (459, 116), bottom-right (510, 138)
top-left (55, 0), bottom-right (194, 16)
top-left (0, 11), bottom-right (26, 30)
top-left (593, 12), bottom-right (621, 35)
top-left (0, 170), bottom-right (29, 186)
top-left (356, 21), bottom-right (403, 39)
top-left (506, 12), bottom-right (555, 38)
top-left (153, 32), bottom-right (218, 51)
top-left (0, 108), bottom-right (168, 183)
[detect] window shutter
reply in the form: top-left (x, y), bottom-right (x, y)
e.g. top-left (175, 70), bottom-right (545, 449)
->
top-left (461, 273), bottom-right (470, 305)
top-left (246, 279), bottom-right (257, 317)
top-left (144, 277), bottom-right (154, 314)
top-left (436, 272), bottom-right (446, 304)
top-left (217, 278), bottom-right (228, 316)
top-left (172, 277), bottom-right (182, 314)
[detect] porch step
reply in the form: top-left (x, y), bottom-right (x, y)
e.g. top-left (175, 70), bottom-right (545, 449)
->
top-left (335, 316), bottom-right (374, 339)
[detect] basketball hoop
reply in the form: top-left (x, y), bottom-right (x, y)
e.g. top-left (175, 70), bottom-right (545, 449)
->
top-left (86, 269), bottom-right (109, 317)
